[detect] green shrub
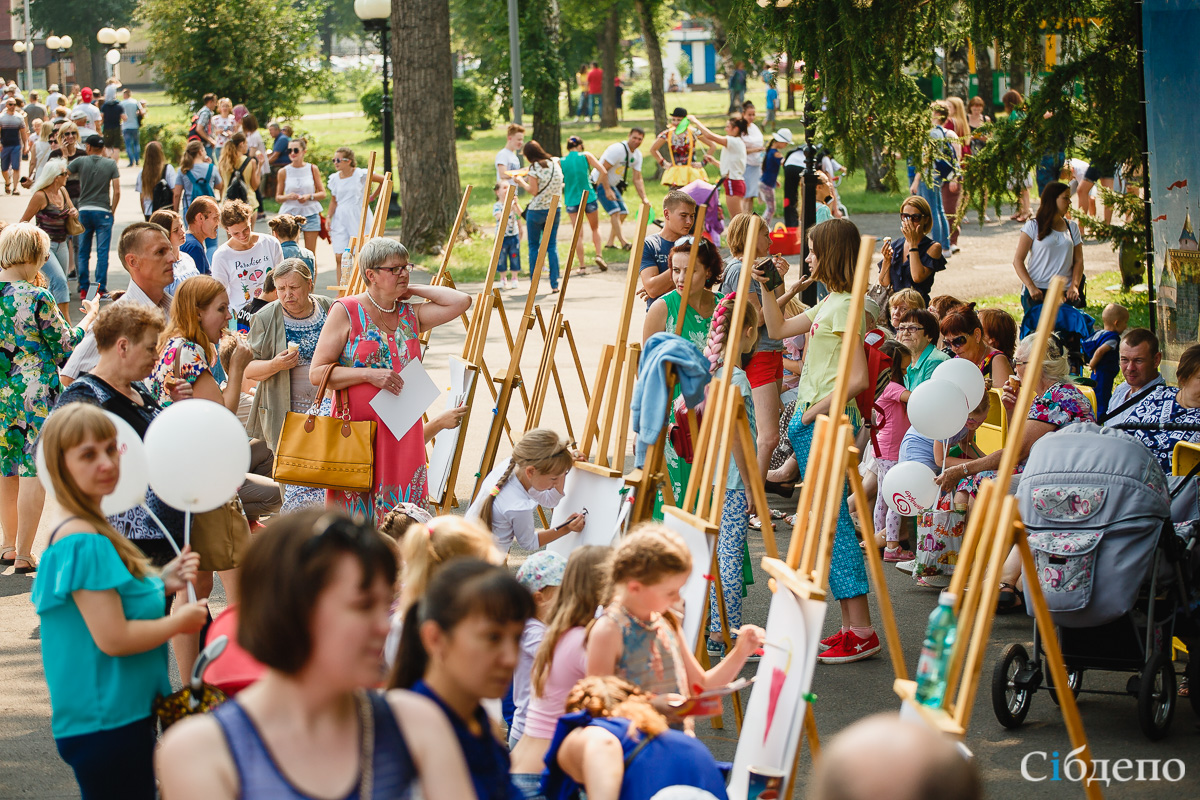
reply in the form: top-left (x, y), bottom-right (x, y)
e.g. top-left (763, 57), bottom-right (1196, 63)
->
top-left (289, 131), bottom-right (338, 174)
top-left (453, 79), bottom-right (492, 140)
top-left (140, 122), bottom-right (189, 163)
top-left (630, 86), bottom-right (652, 110)
top-left (361, 84), bottom-right (385, 137)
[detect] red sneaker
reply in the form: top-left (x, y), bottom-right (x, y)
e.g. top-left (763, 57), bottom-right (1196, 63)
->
top-left (818, 630), bottom-right (845, 652)
top-left (818, 629), bottom-right (880, 664)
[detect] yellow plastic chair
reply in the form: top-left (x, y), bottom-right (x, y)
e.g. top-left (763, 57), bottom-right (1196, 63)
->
top-left (1076, 384), bottom-right (1097, 414)
top-left (975, 387), bottom-right (1006, 455)
top-left (1172, 440), bottom-right (1200, 478)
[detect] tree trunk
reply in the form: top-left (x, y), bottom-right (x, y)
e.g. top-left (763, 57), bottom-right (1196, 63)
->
top-left (858, 134), bottom-right (891, 193)
top-left (785, 56), bottom-right (795, 111)
top-left (393, 0), bottom-right (463, 252)
top-left (599, 5), bottom-right (619, 128)
top-left (1007, 38), bottom-right (1026, 97)
top-left (320, 11), bottom-right (334, 64)
top-left (527, 0), bottom-right (563, 155)
top-left (86, 46), bottom-right (104, 89)
top-left (635, 0), bottom-right (668, 138)
top-left (945, 42), bottom-right (969, 102)
top-left (973, 36), bottom-right (995, 114)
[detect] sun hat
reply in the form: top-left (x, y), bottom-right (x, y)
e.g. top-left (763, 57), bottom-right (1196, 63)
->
top-left (516, 550), bottom-right (567, 593)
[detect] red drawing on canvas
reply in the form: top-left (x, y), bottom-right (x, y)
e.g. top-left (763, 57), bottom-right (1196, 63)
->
top-left (763, 637), bottom-right (794, 744)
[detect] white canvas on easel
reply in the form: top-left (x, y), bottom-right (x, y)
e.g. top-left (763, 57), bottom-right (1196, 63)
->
top-left (547, 465), bottom-right (626, 556)
top-left (662, 507), bottom-right (717, 653)
top-left (428, 357), bottom-right (478, 503)
top-left (369, 358), bottom-right (441, 440)
top-left (727, 586), bottom-right (826, 800)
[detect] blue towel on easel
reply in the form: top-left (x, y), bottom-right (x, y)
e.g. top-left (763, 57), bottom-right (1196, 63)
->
top-left (631, 332), bottom-right (711, 468)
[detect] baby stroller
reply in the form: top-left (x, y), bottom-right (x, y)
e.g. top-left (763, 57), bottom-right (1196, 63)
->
top-left (991, 424), bottom-right (1198, 740)
top-left (1020, 303), bottom-right (1094, 376)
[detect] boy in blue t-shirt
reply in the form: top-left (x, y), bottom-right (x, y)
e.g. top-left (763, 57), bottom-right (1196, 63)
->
top-left (1085, 302), bottom-right (1128, 417)
top-left (493, 182), bottom-right (522, 289)
top-left (765, 83), bottom-right (779, 132)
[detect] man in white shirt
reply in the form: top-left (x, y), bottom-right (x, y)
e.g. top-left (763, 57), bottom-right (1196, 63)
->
top-left (495, 123), bottom-right (525, 187)
top-left (62, 222), bottom-right (176, 383)
top-left (70, 105), bottom-right (98, 136)
top-left (46, 84), bottom-right (64, 114)
top-left (591, 128), bottom-right (648, 249)
top-left (1104, 328), bottom-right (1165, 426)
top-left (741, 101), bottom-right (765, 208)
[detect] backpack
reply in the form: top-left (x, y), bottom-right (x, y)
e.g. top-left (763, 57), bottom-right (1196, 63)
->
top-left (187, 163), bottom-right (215, 202)
top-left (855, 331), bottom-right (894, 458)
top-left (225, 158), bottom-right (251, 203)
top-left (187, 114), bottom-right (202, 141)
top-left (151, 166), bottom-right (173, 212)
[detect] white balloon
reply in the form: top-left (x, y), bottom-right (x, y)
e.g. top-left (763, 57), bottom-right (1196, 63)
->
top-left (882, 461), bottom-right (939, 515)
top-left (36, 410), bottom-right (150, 515)
top-left (144, 402), bottom-right (250, 513)
top-left (907, 379), bottom-right (970, 441)
top-left (933, 358), bottom-right (986, 409)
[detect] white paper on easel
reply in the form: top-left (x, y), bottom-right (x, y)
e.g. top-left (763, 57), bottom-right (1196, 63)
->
top-left (728, 587), bottom-right (827, 800)
top-left (662, 507), bottom-right (717, 653)
top-left (369, 358), bottom-right (441, 440)
top-left (547, 467), bottom-right (626, 556)
top-left (428, 357), bottom-right (477, 503)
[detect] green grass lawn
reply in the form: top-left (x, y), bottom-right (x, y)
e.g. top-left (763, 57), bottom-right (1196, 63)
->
top-left (968, 269), bottom-right (1150, 330)
top-left (138, 87), bottom-right (910, 281)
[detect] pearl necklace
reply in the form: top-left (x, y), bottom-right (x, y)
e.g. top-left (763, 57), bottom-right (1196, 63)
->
top-left (365, 289), bottom-right (397, 314)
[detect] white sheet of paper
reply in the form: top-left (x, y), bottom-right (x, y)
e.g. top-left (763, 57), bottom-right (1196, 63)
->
top-left (728, 587), bottom-right (827, 800)
top-left (369, 358), bottom-right (441, 441)
top-left (547, 468), bottom-right (626, 556)
top-left (663, 507), bottom-right (717, 653)
top-left (428, 357), bottom-right (477, 503)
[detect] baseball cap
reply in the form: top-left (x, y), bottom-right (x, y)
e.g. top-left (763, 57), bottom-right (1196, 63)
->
top-left (516, 550), bottom-right (567, 594)
top-left (772, 128), bottom-right (794, 145)
top-left (83, 133), bottom-right (104, 149)
top-left (81, 87), bottom-right (93, 103)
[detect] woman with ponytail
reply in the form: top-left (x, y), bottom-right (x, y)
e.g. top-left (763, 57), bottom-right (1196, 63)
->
top-left (699, 292), bottom-right (761, 658)
top-left (466, 428), bottom-right (585, 556)
top-left (33, 404), bottom-right (207, 800)
top-left (389, 558), bottom-right (535, 800)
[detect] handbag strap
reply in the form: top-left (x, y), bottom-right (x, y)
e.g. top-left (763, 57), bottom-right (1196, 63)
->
top-left (308, 363), bottom-right (354, 436)
top-left (356, 691), bottom-right (374, 800)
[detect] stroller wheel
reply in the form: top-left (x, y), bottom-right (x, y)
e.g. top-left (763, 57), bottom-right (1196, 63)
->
top-left (992, 643), bottom-right (1033, 728)
top-left (1136, 651), bottom-right (1176, 741)
top-left (1048, 668), bottom-right (1083, 707)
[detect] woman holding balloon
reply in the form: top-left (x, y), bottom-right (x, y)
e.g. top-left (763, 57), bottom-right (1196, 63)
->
top-left (32, 404), bottom-right (208, 800)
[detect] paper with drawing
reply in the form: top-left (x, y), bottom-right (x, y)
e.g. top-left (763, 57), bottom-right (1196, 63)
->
top-left (428, 357), bottom-right (476, 502)
top-left (369, 358), bottom-right (440, 440)
top-left (662, 507), bottom-right (717, 653)
top-left (548, 468), bottom-right (626, 556)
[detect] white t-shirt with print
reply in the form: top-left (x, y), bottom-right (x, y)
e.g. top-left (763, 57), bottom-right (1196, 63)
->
top-left (210, 234), bottom-right (284, 313)
top-left (744, 122), bottom-right (764, 167)
top-left (1021, 218), bottom-right (1082, 289)
top-left (591, 141), bottom-right (643, 188)
top-left (496, 147), bottom-right (522, 186)
top-left (720, 136), bottom-right (747, 181)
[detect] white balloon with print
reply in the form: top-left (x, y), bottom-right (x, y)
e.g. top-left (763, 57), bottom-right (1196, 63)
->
top-left (907, 379), bottom-right (969, 441)
top-left (882, 461), bottom-right (939, 515)
top-left (36, 410), bottom-right (151, 515)
top-left (933, 358), bottom-right (987, 409)
top-left (144, 401), bottom-right (250, 513)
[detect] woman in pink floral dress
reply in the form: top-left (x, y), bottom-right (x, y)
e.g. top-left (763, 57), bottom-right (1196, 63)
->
top-left (310, 238), bottom-right (470, 522)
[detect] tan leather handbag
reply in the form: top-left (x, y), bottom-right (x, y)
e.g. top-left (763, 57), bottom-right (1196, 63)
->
top-left (272, 364), bottom-right (375, 492)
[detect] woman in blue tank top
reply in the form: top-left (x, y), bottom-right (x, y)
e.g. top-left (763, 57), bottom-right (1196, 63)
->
top-left (390, 558), bottom-right (536, 800)
top-left (156, 511), bottom-right (474, 799)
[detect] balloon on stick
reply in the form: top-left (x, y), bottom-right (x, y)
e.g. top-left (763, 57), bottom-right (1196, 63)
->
top-left (144, 401), bottom-right (250, 515)
top-left (881, 461), bottom-right (939, 515)
top-left (907, 379), bottom-right (969, 441)
top-left (933, 358), bottom-right (986, 409)
top-left (36, 411), bottom-right (150, 515)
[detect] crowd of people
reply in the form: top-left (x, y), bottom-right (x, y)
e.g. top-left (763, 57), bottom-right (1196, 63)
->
top-left (0, 69), bottom-right (1183, 800)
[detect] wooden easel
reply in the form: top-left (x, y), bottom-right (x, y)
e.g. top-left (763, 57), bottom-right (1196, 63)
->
top-left (526, 191), bottom-right (595, 439)
top-left (338, 172), bottom-right (393, 297)
top-left (578, 204), bottom-right (651, 472)
top-left (893, 275), bottom-right (1102, 800)
top-left (761, 234), bottom-right (908, 800)
top-left (469, 193), bottom-right (568, 500)
top-left (418, 187), bottom-right (474, 348)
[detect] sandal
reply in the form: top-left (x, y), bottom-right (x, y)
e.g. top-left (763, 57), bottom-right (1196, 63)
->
top-left (0, 546), bottom-right (15, 566)
top-left (594, 256), bottom-right (609, 272)
top-left (13, 554), bottom-right (37, 574)
top-left (749, 514), bottom-right (763, 530)
top-left (620, 242), bottom-right (632, 251)
top-left (763, 479), bottom-right (796, 499)
top-left (996, 582), bottom-right (1026, 615)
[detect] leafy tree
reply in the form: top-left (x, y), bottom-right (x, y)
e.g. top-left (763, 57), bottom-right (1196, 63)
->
top-left (136, 0), bottom-right (320, 122)
top-left (634, 0), bottom-right (669, 140)
top-left (317, 0), bottom-right (365, 63)
top-left (29, 0), bottom-right (138, 88)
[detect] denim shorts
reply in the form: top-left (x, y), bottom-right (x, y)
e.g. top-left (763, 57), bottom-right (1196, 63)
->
top-left (566, 199), bottom-right (599, 215)
top-left (0, 144), bottom-right (20, 171)
top-left (301, 213), bottom-right (321, 232)
top-left (597, 187), bottom-right (627, 216)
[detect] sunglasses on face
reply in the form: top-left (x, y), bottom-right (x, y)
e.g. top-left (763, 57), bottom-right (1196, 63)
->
top-left (946, 335), bottom-right (969, 348)
top-left (288, 148), bottom-right (302, 154)
top-left (900, 212), bottom-right (923, 221)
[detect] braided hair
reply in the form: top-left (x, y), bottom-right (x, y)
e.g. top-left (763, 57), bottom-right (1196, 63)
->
top-left (702, 292), bottom-right (760, 375)
top-left (475, 428), bottom-right (575, 530)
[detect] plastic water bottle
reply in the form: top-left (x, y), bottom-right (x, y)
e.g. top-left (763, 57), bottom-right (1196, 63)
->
top-left (914, 591), bottom-right (958, 708)
top-left (341, 247), bottom-right (353, 280)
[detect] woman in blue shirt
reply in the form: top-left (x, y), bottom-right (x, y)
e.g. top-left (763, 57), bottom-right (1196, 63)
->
top-left (391, 558), bottom-right (535, 800)
top-left (32, 404), bottom-right (207, 800)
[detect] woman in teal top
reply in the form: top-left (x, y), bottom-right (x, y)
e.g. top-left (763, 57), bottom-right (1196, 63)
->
top-left (641, 236), bottom-right (724, 517)
top-left (32, 404), bottom-right (207, 800)
top-left (562, 135), bottom-right (609, 273)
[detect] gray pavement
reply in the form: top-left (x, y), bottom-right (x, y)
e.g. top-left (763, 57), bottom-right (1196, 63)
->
top-left (4, 165), bottom-right (1194, 798)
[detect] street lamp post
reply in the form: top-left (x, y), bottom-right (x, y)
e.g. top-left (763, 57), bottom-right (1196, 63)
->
top-left (354, 0), bottom-right (400, 217)
top-left (97, 27), bottom-right (131, 81)
top-left (45, 34), bottom-right (72, 88)
top-left (799, 101), bottom-right (819, 306)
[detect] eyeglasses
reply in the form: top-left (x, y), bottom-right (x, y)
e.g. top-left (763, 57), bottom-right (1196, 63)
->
top-left (58, 172), bottom-right (68, 178)
top-left (896, 324), bottom-right (922, 333)
top-left (1013, 359), bottom-right (1028, 367)
top-left (900, 212), bottom-right (923, 221)
top-left (946, 335), bottom-right (969, 349)
top-left (288, 148), bottom-right (302, 154)
top-left (370, 264), bottom-right (412, 276)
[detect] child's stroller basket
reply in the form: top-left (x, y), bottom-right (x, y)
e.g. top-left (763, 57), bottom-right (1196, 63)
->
top-left (1016, 423), bottom-right (1172, 628)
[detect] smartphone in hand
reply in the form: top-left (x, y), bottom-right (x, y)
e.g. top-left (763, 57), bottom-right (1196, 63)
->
top-left (756, 257), bottom-right (784, 292)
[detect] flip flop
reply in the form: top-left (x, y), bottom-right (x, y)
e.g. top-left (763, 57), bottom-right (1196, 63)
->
top-left (0, 546), bottom-right (15, 566)
top-left (996, 582), bottom-right (1026, 614)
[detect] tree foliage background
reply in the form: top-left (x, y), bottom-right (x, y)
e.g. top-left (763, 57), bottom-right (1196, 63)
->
top-left (136, 0), bottom-right (321, 122)
top-left (29, 0), bottom-right (138, 87)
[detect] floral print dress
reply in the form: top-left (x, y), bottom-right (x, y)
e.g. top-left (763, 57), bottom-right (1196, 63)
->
top-left (327, 296), bottom-right (427, 523)
top-left (1, 281), bottom-right (83, 477)
top-left (146, 338), bottom-right (211, 408)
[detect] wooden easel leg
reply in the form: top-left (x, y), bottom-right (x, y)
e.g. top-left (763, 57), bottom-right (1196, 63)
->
top-left (581, 345), bottom-right (614, 456)
top-left (562, 319), bottom-right (592, 406)
top-left (734, 407), bottom-right (779, 560)
top-left (612, 345), bottom-right (641, 472)
top-left (792, 415), bottom-right (832, 571)
top-left (783, 705), bottom-right (820, 800)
